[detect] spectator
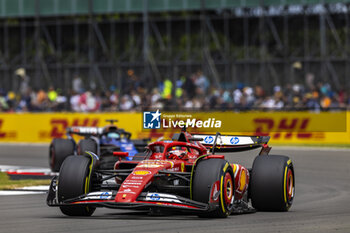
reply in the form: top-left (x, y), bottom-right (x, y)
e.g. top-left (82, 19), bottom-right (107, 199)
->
top-left (194, 70), bottom-right (209, 94)
top-left (70, 91), bottom-right (81, 112)
top-left (161, 79), bottom-right (173, 99)
top-left (182, 74), bottom-right (196, 99)
top-left (48, 86), bottom-right (58, 102)
top-left (55, 89), bottom-right (68, 111)
top-left (6, 91), bottom-right (16, 111)
top-left (119, 95), bottom-right (134, 111)
top-left (233, 87), bottom-right (243, 107)
top-left (131, 90), bottom-right (141, 107)
top-left (109, 90), bottom-right (119, 111)
top-left (72, 75), bottom-right (84, 94)
top-left (15, 68), bottom-right (30, 96)
top-left (79, 91), bottom-right (100, 112)
top-left (1, 70), bottom-right (349, 112)
top-left (0, 89), bottom-right (9, 111)
top-left (151, 88), bottom-right (161, 105)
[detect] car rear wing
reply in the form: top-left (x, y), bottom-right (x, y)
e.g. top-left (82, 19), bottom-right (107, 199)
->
top-left (66, 126), bottom-right (133, 139)
top-left (66, 127), bottom-right (103, 136)
top-left (66, 119), bottom-right (120, 136)
top-left (191, 133), bottom-right (270, 153)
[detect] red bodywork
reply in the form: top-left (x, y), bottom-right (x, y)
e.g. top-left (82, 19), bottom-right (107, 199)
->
top-left (113, 131), bottom-right (249, 203)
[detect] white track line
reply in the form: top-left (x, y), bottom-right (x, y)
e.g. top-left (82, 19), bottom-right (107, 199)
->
top-left (0, 185), bottom-right (49, 196)
top-left (0, 165), bottom-right (50, 170)
top-left (0, 165), bottom-right (52, 196)
top-left (0, 190), bottom-right (46, 195)
top-left (20, 185), bottom-right (50, 191)
top-left (0, 165), bottom-right (57, 176)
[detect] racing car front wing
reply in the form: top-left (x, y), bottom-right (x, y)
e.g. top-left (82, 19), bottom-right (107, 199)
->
top-left (46, 177), bottom-right (215, 213)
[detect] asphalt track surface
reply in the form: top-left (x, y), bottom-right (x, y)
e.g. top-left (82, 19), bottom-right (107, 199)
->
top-left (0, 144), bottom-right (349, 233)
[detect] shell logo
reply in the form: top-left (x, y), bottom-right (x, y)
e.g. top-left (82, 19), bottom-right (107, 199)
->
top-left (133, 170), bottom-right (151, 175)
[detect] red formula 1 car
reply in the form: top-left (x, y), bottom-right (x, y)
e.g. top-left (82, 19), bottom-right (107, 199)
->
top-left (47, 129), bottom-right (295, 218)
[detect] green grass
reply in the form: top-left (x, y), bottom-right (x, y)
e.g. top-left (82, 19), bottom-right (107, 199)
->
top-left (0, 172), bottom-right (51, 190)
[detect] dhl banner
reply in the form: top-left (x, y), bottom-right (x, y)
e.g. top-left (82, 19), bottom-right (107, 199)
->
top-left (0, 112), bottom-right (349, 145)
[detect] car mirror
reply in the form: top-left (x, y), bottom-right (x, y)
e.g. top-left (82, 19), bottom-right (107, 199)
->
top-left (113, 152), bottom-right (129, 157)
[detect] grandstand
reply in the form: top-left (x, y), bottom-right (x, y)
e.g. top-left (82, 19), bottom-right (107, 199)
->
top-left (0, 0), bottom-right (349, 98)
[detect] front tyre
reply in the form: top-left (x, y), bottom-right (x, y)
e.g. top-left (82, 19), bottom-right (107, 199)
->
top-left (78, 138), bottom-right (98, 155)
top-left (250, 155), bottom-right (295, 211)
top-left (192, 159), bottom-right (234, 218)
top-left (58, 156), bottom-right (95, 216)
top-left (49, 138), bottom-right (75, 172)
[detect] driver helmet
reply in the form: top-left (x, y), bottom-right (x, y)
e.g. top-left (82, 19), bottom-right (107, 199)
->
top-left (168, 146), bottom-right (188, 158)
top-left (107, 132), bottom-right (120, 139)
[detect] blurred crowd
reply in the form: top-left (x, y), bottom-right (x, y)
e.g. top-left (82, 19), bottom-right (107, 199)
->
top-left (0, 69), bottom-right (349, 112)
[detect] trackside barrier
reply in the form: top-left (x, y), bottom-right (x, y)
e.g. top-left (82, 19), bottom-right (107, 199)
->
top-left (0, 112), bottom-right (349, 145)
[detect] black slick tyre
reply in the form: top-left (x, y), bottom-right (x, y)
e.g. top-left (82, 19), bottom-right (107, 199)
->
top-left (192, 159), bottom-right (234, 218)
top-left (78, 138), bottom-right (97, 155)
top-left (250, 155), bottom-right (295, 211)
top-left (49, 138), bottom-right (75, 172)
top-left (58, 155), bottom-right (95, 216)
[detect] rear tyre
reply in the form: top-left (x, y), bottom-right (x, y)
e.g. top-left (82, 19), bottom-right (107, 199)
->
top-left (78, 138), bottom-right (98, 155)
top-left (192, 159), bottom-right (234, 218)
top-left (250, 155), bottom-right (295, 211)
top-left (58, 156), bottom-right (95, 216)
top-left (49, 138), bottom-right (75, 172)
